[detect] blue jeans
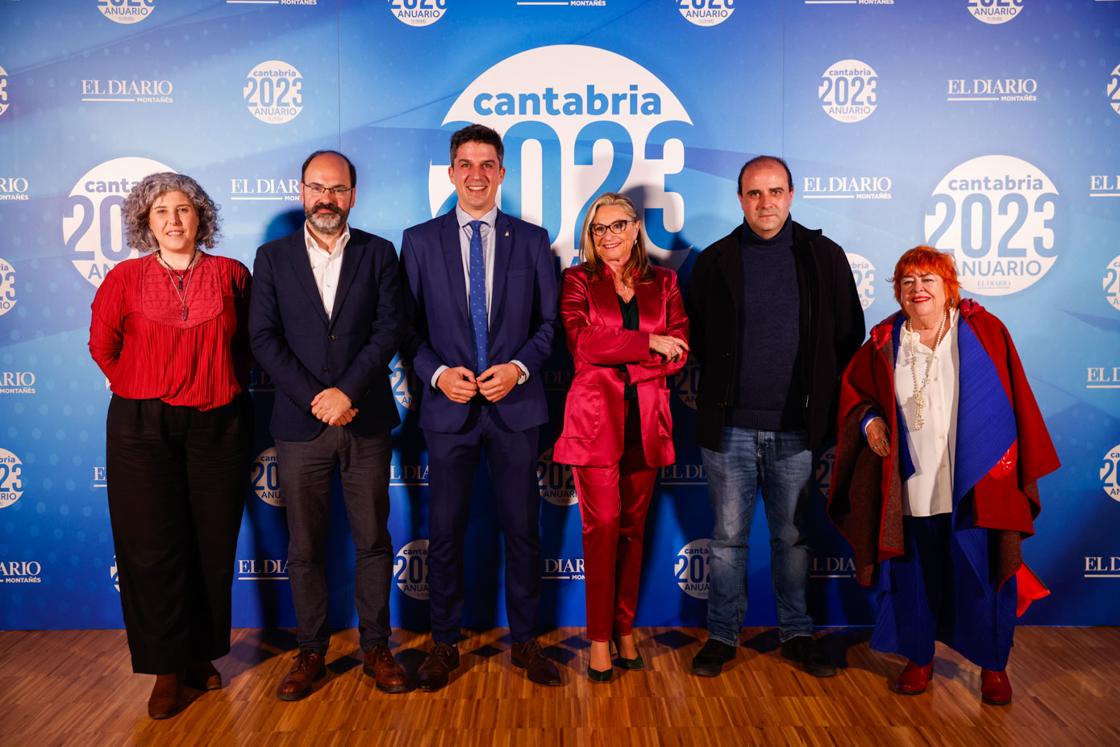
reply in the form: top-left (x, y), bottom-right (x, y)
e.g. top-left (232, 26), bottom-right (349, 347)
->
top-left (701, 427), bottom-right (814, 645)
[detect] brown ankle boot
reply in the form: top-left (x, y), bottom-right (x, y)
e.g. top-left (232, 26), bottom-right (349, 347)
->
top-left (185, 661), bottom-right (221, 690)
top-left (147, 673), bottom-right (184, 719)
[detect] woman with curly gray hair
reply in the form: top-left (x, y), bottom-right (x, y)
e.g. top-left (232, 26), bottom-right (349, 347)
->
top-left (88, 172), bottom-right (253, 720)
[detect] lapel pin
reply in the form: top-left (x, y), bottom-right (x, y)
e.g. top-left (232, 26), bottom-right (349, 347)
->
top-left (504, 231), bottom-right (510, 237)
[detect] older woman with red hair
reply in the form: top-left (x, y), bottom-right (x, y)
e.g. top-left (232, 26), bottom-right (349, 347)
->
top-left (829, 246), bottom-right (1059, 705)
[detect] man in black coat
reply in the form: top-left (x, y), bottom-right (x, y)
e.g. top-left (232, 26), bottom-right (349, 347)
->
top-left (685, 155), bottom-right (865, 678)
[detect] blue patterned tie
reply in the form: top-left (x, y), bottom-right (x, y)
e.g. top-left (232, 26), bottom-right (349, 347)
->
top-left (468, 220), bottom-right (489, 374)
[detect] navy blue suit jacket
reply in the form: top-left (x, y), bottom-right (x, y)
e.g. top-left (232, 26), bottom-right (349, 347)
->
top-left (249, 227), bottom-right (404, 441)
top-left (400, 209), bottom-right (558, 433)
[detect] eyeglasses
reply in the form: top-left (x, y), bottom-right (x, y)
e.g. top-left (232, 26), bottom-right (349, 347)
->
top-left (303, 182), bottom-right (354, 197)
top-left (589, 219), bottom-right (633, 238)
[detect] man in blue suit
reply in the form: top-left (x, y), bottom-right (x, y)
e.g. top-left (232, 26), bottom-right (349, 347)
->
top-left (400, 124), bottom-right (562, 689)
top-left (250, 150), bottom-right (409, 699)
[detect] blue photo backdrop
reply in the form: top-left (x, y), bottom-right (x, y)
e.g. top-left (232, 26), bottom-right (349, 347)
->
top-left (1, 0), bottom-right (1118, 631)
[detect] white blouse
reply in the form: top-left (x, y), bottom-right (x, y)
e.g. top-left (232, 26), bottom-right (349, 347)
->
top-left (895, 308), bottom-right (960, 517)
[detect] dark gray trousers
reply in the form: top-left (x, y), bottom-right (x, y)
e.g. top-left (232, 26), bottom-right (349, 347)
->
top-left (275, 427), bottom-right (393, 654)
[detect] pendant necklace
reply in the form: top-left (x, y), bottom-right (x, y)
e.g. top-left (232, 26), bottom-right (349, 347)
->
top-left (906, 309), bottom-right (948, 430)
top-left (156, 249), bottom-right (199, 321)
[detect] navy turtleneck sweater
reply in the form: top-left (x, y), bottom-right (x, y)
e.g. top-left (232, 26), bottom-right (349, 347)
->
top-left (731, 217), bottom-right (805, 431)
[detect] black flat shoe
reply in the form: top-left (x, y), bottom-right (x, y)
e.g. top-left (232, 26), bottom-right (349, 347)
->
top-left (587, 665), bottom-right (613, 683)
top-left (612, 638), bottom-right (644, 671)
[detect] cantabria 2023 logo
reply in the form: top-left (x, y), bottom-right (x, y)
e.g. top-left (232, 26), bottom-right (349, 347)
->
top-left (64, 157), bottom-right (173, 287)
top-left (252, 447), bottom-right (282, 507)
top-left (0, 257), bottom-right (15, 317)
top-left (0, 448), bottom-right (24, 510)
top-left (97, 0), bottom-right (154, 24)
top-left (967, 0), bottom-right (1021, 25)
top-left (537, 448), bottom-right (578, 507)
top-left (677, 0), bottom-right (735, 27)
top-left (394, 540), bottom-right (429, 600)
top-left (846, 253), bottom-right (877, 310)
top-left (0, 65), bottom-right (9, 117)
top-left (675, 539), bottom-right (711, 599)
top-left (389, 0), bottom-right (445, 27)
top-left (429, 45), bottom-right (693, 270)
top-left (924, 155), bottom-right (1061, 297)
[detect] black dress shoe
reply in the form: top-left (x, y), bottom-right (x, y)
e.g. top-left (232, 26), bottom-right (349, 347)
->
top-left (612, 638), bottom-right (644, 671)
top-left (780, 636), bottom-right (837, 678)
top-left (587, 665), bottom-right (613, 683)
top-left (511, 639), bottom-right (563, 686)
top-left (691, 638), bottom-right (737, 677)
top-left (416, 643), bottom-right (459, 692)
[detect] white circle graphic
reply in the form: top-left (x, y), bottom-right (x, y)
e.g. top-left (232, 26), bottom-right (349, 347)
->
top-left (846, 253), bottom-right (876, 310)
top-left (65, 156), bottom-right (173, 288)
top-left (0, 65), bottom-right (9, 117)
top-left (537, 447), bottom-right (578, 507)
top-left (1104, 255), bottom-right (1120, 312)
top-left (924, 155), bottom-right (1059, 297)
top-left (97, 0), bottom-right (154, 25)
top-left (1109, 63), bottom-right (1120, 118)
top-left (675, 539), bottom-right (711, 599)
top-left (389, 0), bottom-right (446, 27)
top-left (678, 0), bottom-right (735, 27)
top-left (252, 447), bottom-right (283, 508)
top-left (244, 60), bottom-right (303, 125)
top-left (0, 257), bottom-right (16, 317)
top-left (390, 357), bottom-right (418, 410)
top-left (432, 45), bottom-right (693, 270)
top-left (819, 59), bottom-right (878, 124)
top-left (0, 447), bottom-right (23, 509)
top-left (394, 539), bottom-right (429, 600)
top-left (1102, 443), bottom-right (1120, 503)
top-left (967, 0), bottom-right (1022, 25)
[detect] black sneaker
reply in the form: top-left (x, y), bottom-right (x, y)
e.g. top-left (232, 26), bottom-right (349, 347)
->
top-left (780, 636), bottom-right (837, 678)
top-left (691, 638), bottom-right (737, 677)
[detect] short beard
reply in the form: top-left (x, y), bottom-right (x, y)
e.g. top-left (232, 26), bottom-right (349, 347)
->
top-left (306, 204), bottom-right (347, 236)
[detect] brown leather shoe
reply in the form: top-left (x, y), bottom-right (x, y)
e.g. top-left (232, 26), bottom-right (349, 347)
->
top-left (416, 643), bottom-right (459, 692)
top-left (147, 673), bottom-right (184, 720)
top-left (364, 644), bottom-right (408, 693)
top-left (276, 650), bottom-right (326, 701)
top-left (511, 639), bottom-right (563, 687)
top-left (184, 661), bottom-right (222, 691)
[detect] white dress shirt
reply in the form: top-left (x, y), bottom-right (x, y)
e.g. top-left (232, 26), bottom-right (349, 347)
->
top-left (455, 204), bottom-right (497, 322)
top-left (303, 222), bottom-right (350, 319)
top-left (430, 205), bottom-right (528, 389)
top-left (896, 308), bottom-right (960, 517)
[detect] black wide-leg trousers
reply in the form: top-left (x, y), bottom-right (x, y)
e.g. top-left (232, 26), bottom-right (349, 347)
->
top-left (105, 394), bottom-right (253, 674)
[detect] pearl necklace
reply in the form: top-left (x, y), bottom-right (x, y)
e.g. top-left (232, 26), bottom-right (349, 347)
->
top-left (906, 309), bottom-right (948, 431)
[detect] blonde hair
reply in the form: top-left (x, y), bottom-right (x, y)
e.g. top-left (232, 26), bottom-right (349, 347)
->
top-left (577, 192), bottom-right (650, 281)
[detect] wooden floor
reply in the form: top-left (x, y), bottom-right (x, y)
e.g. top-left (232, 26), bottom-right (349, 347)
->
top-left (1, 627), bottom-right (1118, 746)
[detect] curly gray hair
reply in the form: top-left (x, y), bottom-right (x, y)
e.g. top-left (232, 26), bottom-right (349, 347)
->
top-left (122, 172), bottom-right (221, 251)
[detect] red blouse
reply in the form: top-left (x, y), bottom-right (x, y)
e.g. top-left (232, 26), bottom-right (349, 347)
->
top-left (89, 253), bottom-right (252, 411)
